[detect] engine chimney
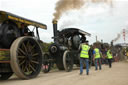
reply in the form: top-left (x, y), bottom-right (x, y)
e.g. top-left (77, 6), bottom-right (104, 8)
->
top-left (52, 20), bottom-right (58, 42)
top-left (111, 41), bottom-right (113, 47)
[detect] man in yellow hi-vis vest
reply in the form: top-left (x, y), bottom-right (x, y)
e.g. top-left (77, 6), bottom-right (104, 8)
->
top-left (107, 48), bottom-right (113, 68)
top-left (93, 45), bottom-right (102, 70)
top-left (79, 40), bottom-right (90, 75)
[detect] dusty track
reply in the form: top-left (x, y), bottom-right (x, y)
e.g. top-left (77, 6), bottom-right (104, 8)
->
top-left (0, 62), bottom-right (128, 85)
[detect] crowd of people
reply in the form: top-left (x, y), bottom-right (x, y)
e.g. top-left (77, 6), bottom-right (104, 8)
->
top-left (79, 39), bottom-right (113, 75)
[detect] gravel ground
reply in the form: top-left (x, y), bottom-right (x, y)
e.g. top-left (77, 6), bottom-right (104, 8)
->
top-left (0, 62), bottom-right (128, 85)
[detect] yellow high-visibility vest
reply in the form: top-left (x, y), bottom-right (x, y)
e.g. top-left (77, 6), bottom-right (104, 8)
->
top-left (94, 48), bottom-right (101, 59)
top-left (80, 44), bottom-right (90, 58)
top-left (107, 50), bottom-right (113, 59)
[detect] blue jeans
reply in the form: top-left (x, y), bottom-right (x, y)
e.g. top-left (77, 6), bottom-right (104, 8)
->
top-left (95, 58), bottom-right (101, 70)
top-left (108, 59), bottom-right (112, 68)
top-left (80, 58), bottom-right (89, 74)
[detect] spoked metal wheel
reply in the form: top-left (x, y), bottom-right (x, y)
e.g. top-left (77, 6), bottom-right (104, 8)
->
top-left (42, 53), bottom-right (51, 73)
top-left (10, 36), bottom-right (43, 79)
top-left (0, 72), bottom-right (13, 80)
top-left (63, 50), bottom-right (73, 72)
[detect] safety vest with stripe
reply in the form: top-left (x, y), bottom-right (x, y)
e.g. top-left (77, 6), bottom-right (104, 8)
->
top-left (107, 50), bottom-right (113, 59)
top-left (80, 44), bottom-right (90, 58)
top-left (94, 48), bottom-right (101, 59)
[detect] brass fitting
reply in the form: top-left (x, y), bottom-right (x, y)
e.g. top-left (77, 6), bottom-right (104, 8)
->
top-left (52, 20), bottom-right (57, 24)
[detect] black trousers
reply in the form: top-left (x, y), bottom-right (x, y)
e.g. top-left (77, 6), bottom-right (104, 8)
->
top-left (108, 59), bottom-right (112, 68)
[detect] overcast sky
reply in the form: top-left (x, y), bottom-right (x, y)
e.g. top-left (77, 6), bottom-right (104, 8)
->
top-left (0, 0), bottom-right (128, 45)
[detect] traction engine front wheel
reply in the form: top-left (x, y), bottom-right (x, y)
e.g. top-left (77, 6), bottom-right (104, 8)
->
top-left (63, 50), bottom-right (73, 72)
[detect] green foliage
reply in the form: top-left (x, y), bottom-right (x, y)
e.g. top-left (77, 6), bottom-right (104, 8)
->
top-left (126, 47), bottom-right (128, 52)
top-left (40, 42), bottom-right (53, 52)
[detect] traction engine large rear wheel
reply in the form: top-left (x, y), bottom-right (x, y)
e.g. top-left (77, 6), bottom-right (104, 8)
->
top-left (10, 36), bottom-right (42, 79)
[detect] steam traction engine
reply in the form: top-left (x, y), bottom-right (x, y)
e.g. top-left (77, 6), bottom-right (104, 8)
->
top-left (42, 20), bottom-right (91, 72)
top-left (0, 11), bottom-right (47, 80)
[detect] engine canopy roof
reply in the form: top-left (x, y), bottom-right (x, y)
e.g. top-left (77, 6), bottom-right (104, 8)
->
top-left (59, 28), bottom-right (91, 38)
top-left (0, 10), bottom-right (47, 30)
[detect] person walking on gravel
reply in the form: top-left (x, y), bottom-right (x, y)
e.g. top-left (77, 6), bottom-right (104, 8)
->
top-left (107, 48), bottom-right (113, 68)
top-left (93, 45), bottom-right (102, 70)
top-left (79, 40), bottom-right (90, 75)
